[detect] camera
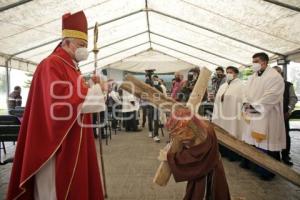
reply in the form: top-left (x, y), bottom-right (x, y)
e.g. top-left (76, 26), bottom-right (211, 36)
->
top-left (145, 69), bottom-right (156, 86)
top-left (145, 69), bottom-right (155, 80)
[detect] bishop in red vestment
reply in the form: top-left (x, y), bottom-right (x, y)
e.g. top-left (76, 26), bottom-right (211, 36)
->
top-left (7, 11), bottom-right (105, 200)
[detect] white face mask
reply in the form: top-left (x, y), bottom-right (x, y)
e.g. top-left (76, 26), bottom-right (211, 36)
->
top-left (74, 47), bottom-right (89, 62)
top-left (252, 63), bottom-right (261, 72)
top-left (193, 74), bottom-right (198, 80)
top-left (226, 74), bottom-right (234, 81)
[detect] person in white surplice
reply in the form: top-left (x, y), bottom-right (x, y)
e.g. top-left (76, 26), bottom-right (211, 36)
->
top-left (241, 52), bottom-right (286, 181)
top-left (212, 66), bottom-right (246, 161)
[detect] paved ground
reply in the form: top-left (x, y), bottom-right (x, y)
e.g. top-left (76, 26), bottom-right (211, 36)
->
top-left (1, 123), bottom-right (300, 200)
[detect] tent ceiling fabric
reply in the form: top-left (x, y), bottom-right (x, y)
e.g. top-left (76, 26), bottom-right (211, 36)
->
top-left (0, 0), bottom-right (299, 72)
top-left (104, 49), bottom-right (197, 73)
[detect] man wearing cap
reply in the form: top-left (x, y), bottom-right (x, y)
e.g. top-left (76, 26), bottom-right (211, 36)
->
top-left (7, 11), bottom-right (105, 200)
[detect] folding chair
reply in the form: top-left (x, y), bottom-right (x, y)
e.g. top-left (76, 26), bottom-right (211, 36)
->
top-left (0, 115), bottom-right (20, 165)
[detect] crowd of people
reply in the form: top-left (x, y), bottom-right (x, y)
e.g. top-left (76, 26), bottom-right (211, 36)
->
top-left (7, 52), bottom-right (298, 170)
top-left (138, 52), bottom-right (297, 181)
top-left (7, 10), bottom-right (299, 200)
top-left (211, 53), bottom-right (297, 181)
top-left (99, 73), bottom-right (168, 143)
top-left (8, 53), bottom-right (297, 169)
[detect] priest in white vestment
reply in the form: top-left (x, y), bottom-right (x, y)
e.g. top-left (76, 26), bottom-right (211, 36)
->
top-left (212, 66), bottom-right (246, 161)
top-left (213, 66), bottom-right (246, 140)
top-left (242, 52), bottom-right (285, 180)
top-left (122, 90), bottom-right (140, 132)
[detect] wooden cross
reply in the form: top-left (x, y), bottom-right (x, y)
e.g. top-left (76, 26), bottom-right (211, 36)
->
top-left (120, 68), bottom-right (300, 187)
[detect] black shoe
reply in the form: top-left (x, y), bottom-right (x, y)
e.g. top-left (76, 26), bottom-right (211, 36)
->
top-left (284, 155), bottom-right (292, 161)
top-left (239, 161), bottom-right (251, 170)
top-left (228, 157), bottom-right (238, 162)
top-left (259, 175), bottom-right (274, 181)
top-left (133, 129), bottom-right (142, 132)
top-left (283, 159), bottom-right (293, 166)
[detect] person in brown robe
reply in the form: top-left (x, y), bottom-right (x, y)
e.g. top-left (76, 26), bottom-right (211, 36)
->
top-left (161, 109), bottom-right (231, 200)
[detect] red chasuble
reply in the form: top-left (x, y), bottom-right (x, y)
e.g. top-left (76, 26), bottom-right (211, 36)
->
top-left (7, 47), bottom-right (104, 200)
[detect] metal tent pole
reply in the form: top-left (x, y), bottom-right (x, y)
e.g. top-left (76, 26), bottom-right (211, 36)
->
top-left (5, 59), bottom-right (10, 107)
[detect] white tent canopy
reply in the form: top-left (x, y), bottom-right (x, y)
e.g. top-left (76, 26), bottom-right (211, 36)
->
top-left (83, 49), bottom-right (197, 73)
top-left (0, 0), bottom-right (300, 73)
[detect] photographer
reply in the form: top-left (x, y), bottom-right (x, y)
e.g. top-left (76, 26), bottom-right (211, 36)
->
top-left (179, 67), bottom-right (200, 102)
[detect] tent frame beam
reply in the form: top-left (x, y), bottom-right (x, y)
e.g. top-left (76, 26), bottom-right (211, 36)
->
top-left (84, 34), bottom-right (224, 68)
top-left (89, 9), bottom-right (144, 29)
top-left (5, 59), bottom-right (10, 104)
top-left (152, 41), bottom-right (220, 66)
top-left (149, 9), bottom-right (285, 57)
top-left (153, 49), bottom-right (198, 68)
top-left (7, 7), bottom-right (295, 70)
top-left (145, 0), bottom-right (152, 47)
top-left (150, 31), bottom-right (248, 66)
top-left (93, 30), bottom-right (148, 52)
top-left (102, 48), bottom-right (150, 69)
top-left (81, 41), bottom-right (150, 67)
top-left (94, 29), bottom-right (249, 67)
top-left (10, 8), bottom-right (286, 59)
top-left (0, 0), bottom-right (32, 12)
top-left (105, 48), bottom-right (198, 71)
top-left (263, 0), bottom-right (300, 12)
top-left (11, 9), bottom-right (145, 57)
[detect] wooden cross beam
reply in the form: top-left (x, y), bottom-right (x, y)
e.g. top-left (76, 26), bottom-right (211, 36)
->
top-left (120, 70), bottom-right (300, 188)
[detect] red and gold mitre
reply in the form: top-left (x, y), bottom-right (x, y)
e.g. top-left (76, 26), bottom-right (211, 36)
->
top-left (62, 11), bottom-right (88, 41)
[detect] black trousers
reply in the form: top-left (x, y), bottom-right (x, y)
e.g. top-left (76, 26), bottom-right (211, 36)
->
top-left (281, 118), bottom-right (291, 160)
top-left (141, 106), bottom-right (147, 127)
top-left (241, 148), bottom-right (280, 179)
top-left (219, 144), bottom-right (240, 161)
top-left (111, 105), bottom-right (122, 129)
top-left (256, 149), bottom-right (280, 178)
top-left (93, 111), bottom-right (106, 137)
top-left (147, 105), bottom-right (159, 137)
top-left (123, 111), bottom-right (138, 131)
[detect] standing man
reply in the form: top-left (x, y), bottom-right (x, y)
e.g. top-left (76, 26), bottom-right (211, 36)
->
top-left (273, 66), bottom-right (298, 165)
top-left (150, 75), bottom-right (163, 142)
top-left (210, 67), bottom-right (226, 102)
top-left (122, 90), bottom-right (140, 132)
top-left (7, 11), bottom-right (105, 200)
top-left (144, 74), bottom-right (163, 142)
top-left (180, 67), bottom-right (200, 102)
top-left (212, 66), bottom-right (245, 161)
top-left (7, 86), bottom-right (22, 114)
top-left (109, 83), bottom-right (122, 130)
top-left (242, 53), bottom-right (286, 180)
